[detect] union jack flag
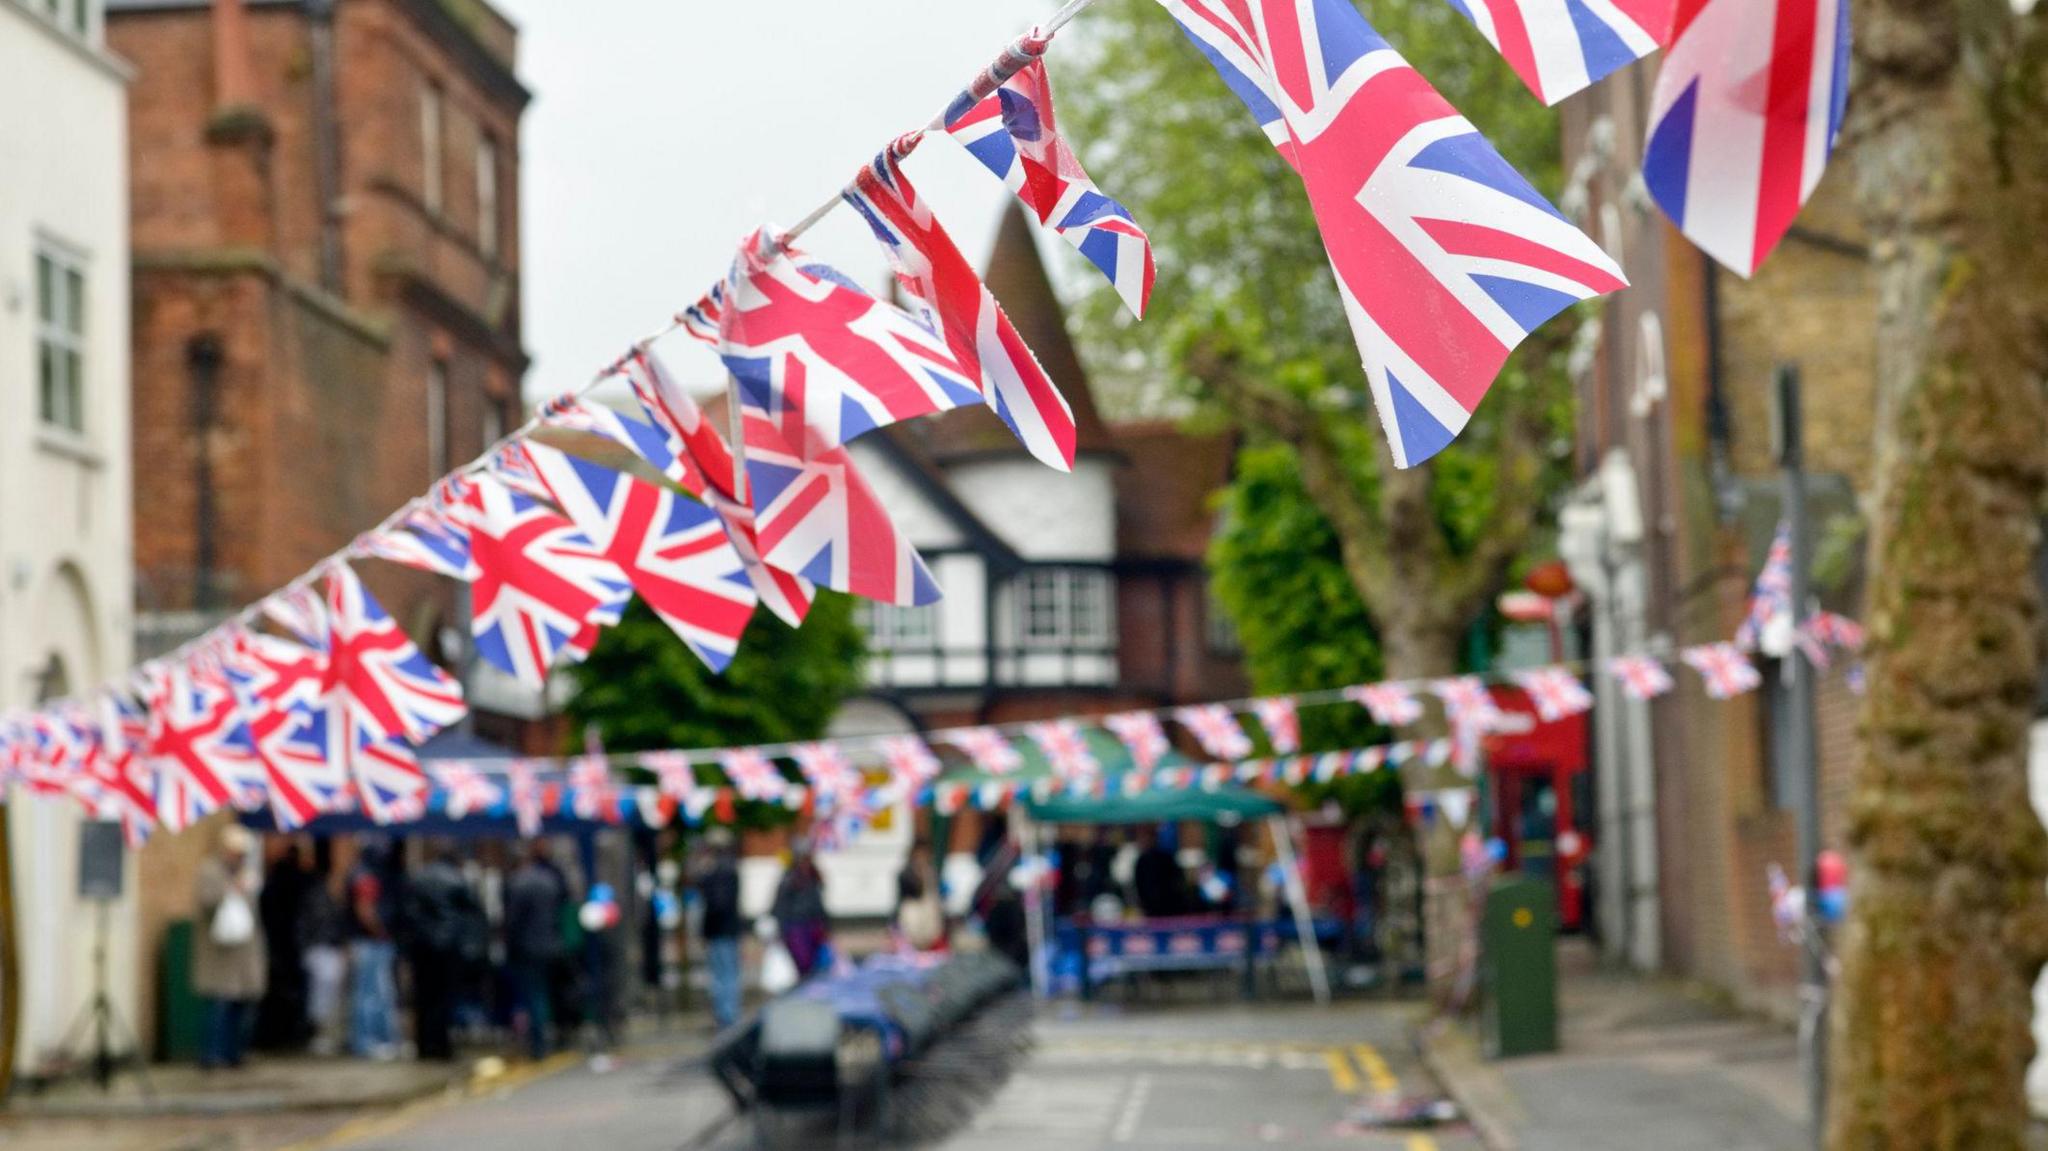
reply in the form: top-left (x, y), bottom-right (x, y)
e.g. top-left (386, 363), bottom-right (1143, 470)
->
top-left (262, 584), bottom-right (329, 648)
top-left (508, 760), bottom-right (543, 838)
top-left (1511, 667), bottom-right (1596, 723)
top-left (709, 232), bottom-right (982, 458)
top-left (743, 412), bottom-right (941, 607)
top-left (1430, 676), bottom-right (1503, 729)
top-left (89, 692), bottom-right (156, 846)
top-left (1443, 0), bottom-right (1669, 106)
top-left (791, 742), bottom-right (863, 801)
top-left (1643, 0), bottom-right (1850, 276)
top-left (19, 709), bottom-right (83, 798)
top-left (944, 727), bottom-right (1023, 775)
top-left (1735, 520), bottom-right (1792, 651)
top-left (1162, 0), bottom-right (1627, 467)
top-left (844, 152), bottom-right (1078, 472)
top-left (642, 751), bottom-right (701, 802)
top-left (431, 762), bottom-right (505, 820)
top-left (942, 58), bottom-right (1156, 317)
top-left (321, 565), bottom-right (465, 823)
top-left (1606, 654), bottom-right (1675, 701)
top-left (1806, 611), bottom-right (1865, 652)
top-left (1251, 696), bottom-right (1302, 754)
top-left (1103, 711), bottom-right (1171, 771)
top-left (569, 755), bottom-right (619, 822)
top-left (881, 736), bottom-right (943, 791)
top-left (619, 350), bottom-right (816, 627)
top-left (1680, 642), bottom-right (1763, 700)
top-left (718, 748), bottom-right (788, 802)
top-left (352, 499), bottom-right (477, 580)
top-left (445, 474), bottom-right (632, 688)
top-left (1176, 704), bottom-right (1254, 761)
top-left (515, 441), bottom-right (757, 674)
top-left (1346, 682), bottom-right (1425, 727)
top-left (223, 627), bottom-right (344, 829)
top-left (539, 393), bottom-right (685, 480)
top-left (1024, 721), bottom-right (1099, 783)
top-left (143, 662), bottom-right (262, 832)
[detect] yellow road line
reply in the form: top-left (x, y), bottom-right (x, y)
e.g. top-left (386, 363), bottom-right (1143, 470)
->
top-left (1406, 1135), bottom-right (1439, 1151)
top-left (1323, 1047), bottom-right (1360, 1094)
top-left (274, 1050), bottom-right (583, 1151)
top-left (1352, 1043), bottom-right (1400, 1095)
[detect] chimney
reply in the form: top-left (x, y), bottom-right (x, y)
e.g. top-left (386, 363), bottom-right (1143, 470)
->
top-left (211, 0), bottom-right (258, 113)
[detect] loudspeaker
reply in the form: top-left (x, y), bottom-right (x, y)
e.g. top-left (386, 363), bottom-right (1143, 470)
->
top-left (77, 820), bottom-right (124, 901)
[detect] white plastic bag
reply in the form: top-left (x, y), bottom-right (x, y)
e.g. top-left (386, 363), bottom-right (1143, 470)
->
top-left (211, 889), bottom-right (255, 947)
top-left (758, 938), bottom-right (799, 995)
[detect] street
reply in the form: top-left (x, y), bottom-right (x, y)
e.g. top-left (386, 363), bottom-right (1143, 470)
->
top-left (270, 1001), bottom-right (1475, 1151)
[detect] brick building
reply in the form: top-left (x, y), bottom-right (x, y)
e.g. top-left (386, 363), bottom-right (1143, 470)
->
top-left (763, 207), bottom-right (1246, 918)
top-left (1555, 68), bottom-right (1881, 1006)
top-left (106, 0), bottom-right (529, 1046)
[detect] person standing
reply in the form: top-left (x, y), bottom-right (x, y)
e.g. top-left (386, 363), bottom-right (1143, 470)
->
top-left (697, 831), bottom-right (744, 1029)
top-left (255, 842), bottom-right (311, 1050)
top-left (1133, 826), bottom-right (1189, 920)
top-left (346, 843), bottom-right (401, 1059)
top-left (194, 824), bottom-right (265, 1070)
top-left (403, 844), bottom-right (475, 1062)
top-left (771, 845), bottom-right (831, 978)
top-left (894, 842), bottom-right (945, 952)
top-left (297, 845), bottom-right (348, 1056)
top-left (504, 840), bottom-right (568, 1061)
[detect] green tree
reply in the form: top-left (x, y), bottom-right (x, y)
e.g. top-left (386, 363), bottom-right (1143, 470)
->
top-left (1829, 2), bottom-right (2048, 1145)
top-left (564, 595), bottom-right (866, 826)
top-left (1066, 0), bottom-right (1574, 684)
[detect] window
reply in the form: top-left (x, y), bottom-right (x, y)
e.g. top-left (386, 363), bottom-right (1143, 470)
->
top-left (426, 361), bottom-right (448, 478)
top-left (420, 82), bottom-right (444, 214)
top-left (37, 246), bottom-right (86, 434)
top-left (859, 602), bottom-right (940, 651)
top-left (476, 133), bottom-right (499, 258)
top-left (1205, 588), bottom-right (1243, 655)
top-left (1011, 568), bottom-right (1113, 649)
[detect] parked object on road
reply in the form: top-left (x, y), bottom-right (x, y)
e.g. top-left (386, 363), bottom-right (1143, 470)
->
top-left (194, 825), bottom-right (266, 1070)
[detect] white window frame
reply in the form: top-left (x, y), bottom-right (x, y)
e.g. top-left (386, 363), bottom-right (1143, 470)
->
top-left (476, 132), bottom-right (499, 258)
top-left (36, 244), bottom-right (87, 435)
top-left (420, 81), bottom-right (444, 214)
top-left (1012, 568), bottom-right (1113, 650)
top-left (426, 360), bottom-right (449, 479)
top-left (859, 602), bottom-right (941, 652)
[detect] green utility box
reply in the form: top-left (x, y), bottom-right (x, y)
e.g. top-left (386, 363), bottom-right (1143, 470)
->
top-left (158, 919), bottom-right (203, 1063)
top-left (1479, 877), bottom-right (1558, 1058)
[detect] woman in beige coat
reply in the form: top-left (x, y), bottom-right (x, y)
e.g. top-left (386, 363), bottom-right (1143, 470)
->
top-left (194, 824), bottom-right (266, 1069)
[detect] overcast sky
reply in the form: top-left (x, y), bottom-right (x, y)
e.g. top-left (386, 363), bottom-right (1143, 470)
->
top-left (492, 0), bottom-right (1061, 399)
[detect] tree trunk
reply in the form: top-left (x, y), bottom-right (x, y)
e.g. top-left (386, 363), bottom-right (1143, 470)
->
top-left (1829, 4), bottom-right (2048, 1147)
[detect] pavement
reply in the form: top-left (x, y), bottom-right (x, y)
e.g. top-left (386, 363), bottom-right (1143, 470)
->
top-left (1418, 942), bottom-right (1808, 1151)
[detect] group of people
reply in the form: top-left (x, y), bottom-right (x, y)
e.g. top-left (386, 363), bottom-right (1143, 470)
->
top-left (191, 826), bottom-right (621, 1070)
top-left (1054, 825), bottom-right (1248, 922)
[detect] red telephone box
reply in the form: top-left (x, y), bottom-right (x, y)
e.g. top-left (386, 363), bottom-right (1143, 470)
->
top-left (1482, 685), bottom-right (1592, 930)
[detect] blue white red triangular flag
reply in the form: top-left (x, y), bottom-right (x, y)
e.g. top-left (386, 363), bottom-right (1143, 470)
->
top-left (943, 57), bottom-right (1156, 316)
top-left (844, 151), bottom-right (1079, 472)
top-left (1681, 642), bottom-right (1763, 699)
top-left (1250, 696), bottom-right (1301, 754)
top-left (1175, 703), bottom-right (1254, 761)
top-left (1607, 654), bottom-right (1675, 701)
top-left (1159, 0), bottom-right (1627, 467)
top-left (1103, 711), bottom-right (1172, 771)
top-left (944, 727), bottom-right (1023, 775)
top-left (1643, 0), bottom-right (1850, 276)
top-left (1442, 0), bottom-right (1670, 106)
top-left (1510, 666), bottom-right (1596, 722)
top-left (1347, 682), bottom-right (1425, 727)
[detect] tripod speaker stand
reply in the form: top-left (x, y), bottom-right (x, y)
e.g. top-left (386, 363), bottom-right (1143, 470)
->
top-left (57, 821), bottom-right (150, 1097)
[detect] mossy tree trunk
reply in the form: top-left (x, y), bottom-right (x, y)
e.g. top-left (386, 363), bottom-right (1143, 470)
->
top-left (1829, 3), bottom-right (2048, 1146)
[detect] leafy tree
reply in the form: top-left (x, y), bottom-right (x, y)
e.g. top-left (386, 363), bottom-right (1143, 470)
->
top-left (564, 594), bottom-right (866, 827)
top-left (1064, 0), bottom-right (1576, 684)
top-left (1828, 2), bottom-right (2048, 1145)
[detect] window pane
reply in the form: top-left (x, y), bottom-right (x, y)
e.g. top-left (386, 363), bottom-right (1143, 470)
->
top-left (39, 343), bottom-right (58, 423)
top-left (1069, 571), bottom-right (1106, 644)
top-left (476, 137), bottom-right (498, 257)
top-left (421, 84), bottom-right (443, 212)
top-left (64, 266), bottom-right (84, 335)
top-left (36, 254), bottom-right (54, 323)
top-left (63, 348), bottom-right (83, 430)
top-left (1022, 572), bottom-right (1063, 642)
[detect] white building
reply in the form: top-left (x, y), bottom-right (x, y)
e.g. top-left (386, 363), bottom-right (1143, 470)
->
top-left (0, 0), bottom-right (138, 1078)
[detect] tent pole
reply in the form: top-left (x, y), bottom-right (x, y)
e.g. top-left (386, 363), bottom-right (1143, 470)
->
top-left (1016, 815), bottom-right (1050, 999)
top-left (1268, 815), bottom-right (1330, 1005)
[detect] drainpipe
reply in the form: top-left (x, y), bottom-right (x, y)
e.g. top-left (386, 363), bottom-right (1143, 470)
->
top-left (304, 0), bottom-right (344, 293)
top-left (187, 336), bottom-right (224, 611)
